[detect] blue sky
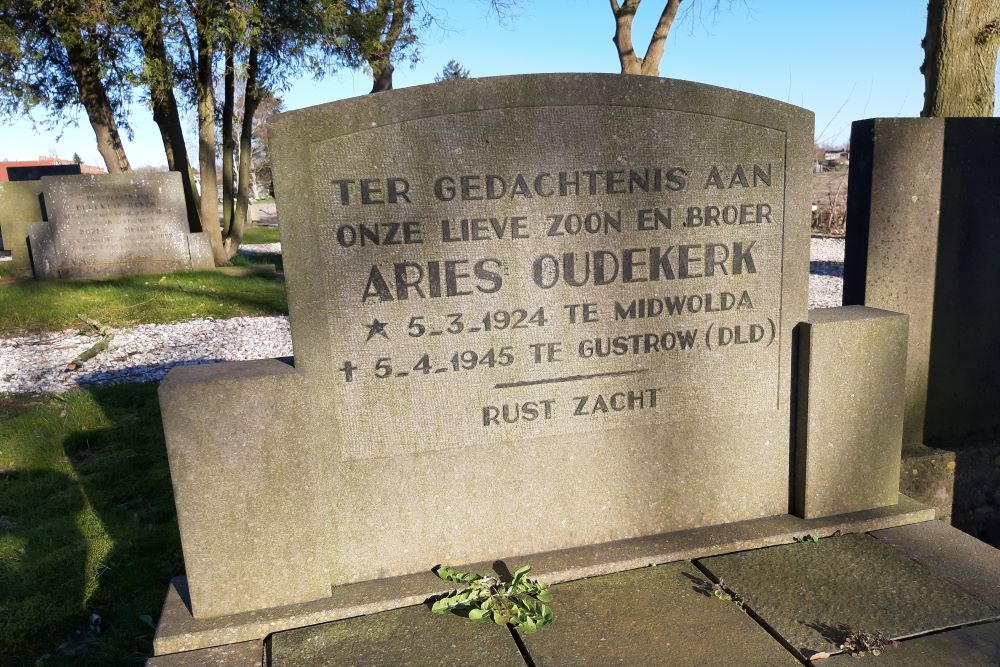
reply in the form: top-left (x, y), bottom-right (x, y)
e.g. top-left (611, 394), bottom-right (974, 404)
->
top-left (1, 0), bottom-right (992, 168)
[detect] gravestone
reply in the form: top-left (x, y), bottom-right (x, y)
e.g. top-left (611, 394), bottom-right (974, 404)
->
top-left (0, 180), bottom-right (45, 278)
top-left (844, 118), bottom-right (1000, 446)
top-left (7, 162), bottom-right (81, 181)
top-left (28, 172), bottom-right (214, 279)
top-left (153, 75), bottom-right (916, 656)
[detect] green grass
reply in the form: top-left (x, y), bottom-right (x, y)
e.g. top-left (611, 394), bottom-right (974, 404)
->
top-left (0, 385), bottom-right (181, 666)
top-left (0, 270), bottom-right (287, 336)
top-left (241, 226), bottom-right (280, 245)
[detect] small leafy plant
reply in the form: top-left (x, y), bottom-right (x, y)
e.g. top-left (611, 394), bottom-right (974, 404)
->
top-left (840, 627), bottom-right (899, 657)
top-left (710, 578), bottom-right (745, 607)
top-left (431, 564), bottom-right (553, 634)
top-left (794, 534), bottom-right (821, 544)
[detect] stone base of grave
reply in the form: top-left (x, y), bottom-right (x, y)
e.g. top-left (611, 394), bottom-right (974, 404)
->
top-left (148, 518), bottom-right (1000, 666)
top-left (151, 495), bottom-right (934, 659)
top-left (900, 443), bottom-right (956, 523)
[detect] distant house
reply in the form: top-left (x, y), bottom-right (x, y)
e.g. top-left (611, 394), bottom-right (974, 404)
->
top-left (0, 157), bottom-right (105, 182)
top-left (823, 149), bottom-right (850, 168)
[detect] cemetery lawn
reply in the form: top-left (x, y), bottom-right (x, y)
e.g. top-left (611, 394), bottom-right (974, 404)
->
top-left (241, 225), bottom-right (281, 244)
top-left (0, 385), bottom-right (180, 666)
top-left (0, 270), bottom-right (287, 336)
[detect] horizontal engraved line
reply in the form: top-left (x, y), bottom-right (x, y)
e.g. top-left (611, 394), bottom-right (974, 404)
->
top-left (494, 368), bottom-right (648, 390)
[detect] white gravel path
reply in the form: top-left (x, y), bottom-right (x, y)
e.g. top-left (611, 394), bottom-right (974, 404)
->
top-left (0, 316), bottom-right (291, 394)
top-left (238, 242), bottom-right (281, 257)
top-left (0, 238), bottom-right (846, 394)
top-left (808, 236), bottom-right (845, 309)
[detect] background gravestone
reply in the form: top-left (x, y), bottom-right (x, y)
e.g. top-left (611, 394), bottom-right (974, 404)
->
top-left (0, 180), bottom-right (45, 278)
top-left (7, 162), bottom-right (81, 181)
top-left (28, 172), bottom-right (214, 279)
top-left (159, 74), bottom-right (812, 619)
top-left (844, 118), bottom-right (1000, 446)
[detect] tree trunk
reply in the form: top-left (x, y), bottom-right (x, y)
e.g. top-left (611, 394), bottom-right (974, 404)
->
top-left (366, 0), bottom-right (406, 93)
top-left (610, 0), bottom-right (682, 77)
top-left (922, 0), bottom-right (1000, 116)
top-left (225, 47), bottom-right (261, 259)
top-left (370, 57), bottom-right (394, 92)
top-left (221, 44), bottom-right (236, 238)
top-left (138, 16), bottom-right (202, 231)
top-left (63, 33), bottom-right (131, 173)
top-left (195, 13), bottom-right (225, 265)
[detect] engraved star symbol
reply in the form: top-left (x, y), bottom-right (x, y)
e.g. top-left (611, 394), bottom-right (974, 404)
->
top-left (364, 318), bottom-right (389, 342)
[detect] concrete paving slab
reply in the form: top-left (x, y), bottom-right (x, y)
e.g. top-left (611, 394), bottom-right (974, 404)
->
top-left (518, 561), bottom-right (799, 666)
top-left (872, 520), bottom-right (1000, 610)
top-left (153, 499), bottom-right (933, 655)
top-left (268, 604), bottom-right (524, 667)
top-left (698, 533), bottom-right (999, 659)
top-left (825, 621), bottom-right (1000, 665)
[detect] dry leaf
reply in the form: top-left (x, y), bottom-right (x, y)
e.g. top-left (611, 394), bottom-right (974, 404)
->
top-left (810, 652), bottom-right (832, 661)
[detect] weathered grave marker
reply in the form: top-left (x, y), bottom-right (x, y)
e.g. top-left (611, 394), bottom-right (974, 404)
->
top-left (161, 74), bottom-right (810, 618)
top-left (0, 181), bottom-right (44, 278)
top-left (154, 76), bottom-right (917, 658)
top-left (844, 118), bottom-right (1000, 446)
top-left (28, 172), bottom-right (214, 279)
top-left (0, 181), bottom-right (45, 278)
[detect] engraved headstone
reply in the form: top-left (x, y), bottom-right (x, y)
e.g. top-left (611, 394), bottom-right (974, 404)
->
top-left (158, 74), bottom-right (813, 621)
top-left (0, 180), bottom-right (45, 278)
top-left (28, 172), bottom-right (214, 279)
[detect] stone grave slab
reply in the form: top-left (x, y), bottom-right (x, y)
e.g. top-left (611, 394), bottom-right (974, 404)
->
top-left (516, 561), bottom-right (799, 666)
top-left (152, 496), bottom-right (933, 654)
top-left (871, 520), bottom-right (1000, 610)
top-left (697, 532), bottom-right (999, 659)
top-left (268, 604), bottom-right (524, 667)
top-left (145, 640), bottom-right (262, 667)
top-left (28, 172), bottom-right (214, 279)
top-left (159, 73), bottom-right (813, 623)
top-left (0, 180), bottom-right (45, 277)
top-left (825, 621), bottom-right (1000, 666)
top-left (153, 496), bottom-right (934, 655)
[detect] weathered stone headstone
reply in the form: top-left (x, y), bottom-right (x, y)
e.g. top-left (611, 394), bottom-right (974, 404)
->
top-left (28, 172), bottom-right (214, 279)
top-left (0, 180), bottom-right (45, 278)
top-left (844, 118), bottom-right (1000, 446)
top-left (148, 77), bottom-right (1000, 667)
top-left (160, 74), bottom-right (813, 621)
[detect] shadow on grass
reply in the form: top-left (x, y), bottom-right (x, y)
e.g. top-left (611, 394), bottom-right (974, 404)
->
top-left (0, 384), bottom-right (181, 666)
top-left (0, 468), bottom-right (89, 666)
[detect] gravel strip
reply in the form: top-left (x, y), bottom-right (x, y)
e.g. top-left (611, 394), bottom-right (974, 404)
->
top-left (809, 236), bottom-right (845, 309)
top-left (0, 316), bottom-right (291, 394)
top-left (810, 236), bottom-right (846, 263)
top-left (0, 238), bottom-right (847, 394)
top-left (238, 242), bottom-right (281, 257)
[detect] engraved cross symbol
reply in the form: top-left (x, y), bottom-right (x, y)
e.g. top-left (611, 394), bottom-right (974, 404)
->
top-left (338, 360), bottom-right (358, 382)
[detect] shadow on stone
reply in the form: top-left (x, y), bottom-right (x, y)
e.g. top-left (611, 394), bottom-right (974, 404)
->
top-left (804, 620), bottom-right (851, 647)
top-left (680, 569), bottom-right (715, 597)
